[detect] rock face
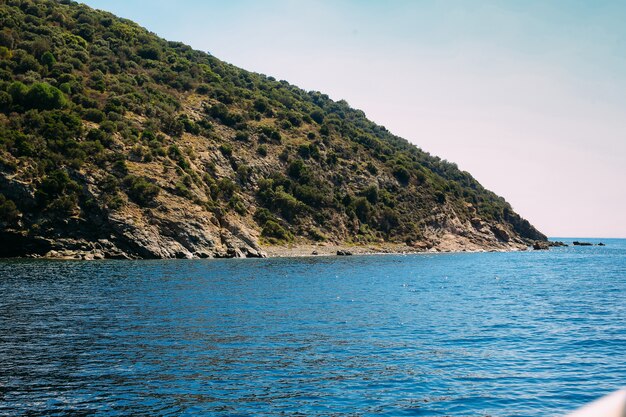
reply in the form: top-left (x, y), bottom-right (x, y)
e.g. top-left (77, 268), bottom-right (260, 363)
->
top-left (0, 172), bottom-right (267, 259)
top-left (0, 0), bottom-right (547, 259)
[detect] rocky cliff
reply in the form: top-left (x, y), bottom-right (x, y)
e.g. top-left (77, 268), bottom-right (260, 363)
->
top-left (0, 0), bottom-right (546, 259)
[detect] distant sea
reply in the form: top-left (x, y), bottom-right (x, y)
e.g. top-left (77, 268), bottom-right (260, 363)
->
top-left (1, 238), bottom-right (625, 416)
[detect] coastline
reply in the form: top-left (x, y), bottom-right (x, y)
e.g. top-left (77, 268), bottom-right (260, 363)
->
top-left (10, 240), bottom-right (531, 261)
top-left (260, 241), bottom-right (528, 258)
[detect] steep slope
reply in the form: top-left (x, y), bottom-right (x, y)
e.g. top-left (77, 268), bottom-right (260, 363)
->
top-left (0, 0), bottom-right (546, 259)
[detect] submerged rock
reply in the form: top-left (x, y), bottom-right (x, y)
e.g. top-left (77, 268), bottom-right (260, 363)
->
top-left (548, 241), bottom-right (568, 247)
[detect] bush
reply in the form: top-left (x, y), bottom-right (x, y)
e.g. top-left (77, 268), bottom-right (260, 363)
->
top-left (392, 165), bottom-right (410, 185)
top-left (123, 175), bottom-right (160, 206)
top-left (35, 170), bottom-right (80, 212)
top-left (0, 91), bottom-right (12, 111)
top-left (217, 178), bottom-right (238, 199)
top-left (310, 109), bottom-right (324, 124)
top-left (84, 108), bottom-right (105, 123)
top-left (262, 220), bottom-right (293, 242)
top-left (40, 51), bottom-right (56, 68)
top-left (259, 125), bottom-right (281, 143)
top-left (353, 197), bottom-right (373, 223)
top-left (362, 185), bottom-right (379, 204)
top-left (137, 44), bottom-right (161, 60)
top-left (272, 189), bottom-right (307, 221)
top-left (25, 83), bottom-right (67, 110)
top-left (0, 194), bottom-right (20, 225)
top-left (219, 143), bottom-right (232, 157)
top-left (287, 159), bottom-right (311, 184)
top-left (207, 103), bottom-right (243, 127)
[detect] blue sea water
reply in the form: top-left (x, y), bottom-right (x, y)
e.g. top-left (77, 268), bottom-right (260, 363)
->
top-left (0, 238), bottom-right (625, 416)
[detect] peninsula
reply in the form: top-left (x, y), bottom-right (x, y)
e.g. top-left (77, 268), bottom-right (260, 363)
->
top-left (0, 0), bottom-right (546, 259)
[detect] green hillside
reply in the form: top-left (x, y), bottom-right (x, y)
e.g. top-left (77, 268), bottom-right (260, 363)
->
top-left (0, 0), bottom-right (545, 258)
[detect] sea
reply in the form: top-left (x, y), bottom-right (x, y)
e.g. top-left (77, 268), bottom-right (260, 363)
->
top-left (0, 238), bottom-right (625, 416)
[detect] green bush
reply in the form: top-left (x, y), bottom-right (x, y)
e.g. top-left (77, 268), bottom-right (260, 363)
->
top-left (262, 220), bottom-right (293, 242)
top-left (84, 108), bottom-right (105, 123)
top-left (40, 51), bottom-right (56, 68)
top-left (19, 83), bottom-right (68, 110)
top-left (123, 175), bottom-right (160, 206)
top-left (0, 91), bottom-right (12, 111)
top-left (217, 178), bottom-right (238, 199)
top-left (362, 185), bottom-right (379, 204)
top-left (0, 194), bottom-right (20, 225)
top-left (37, 169), bottom-right (77, 198)
top-left (353, 197), bottom-right (373, 223)
top-left (392, 165), bottom-right (410, 185)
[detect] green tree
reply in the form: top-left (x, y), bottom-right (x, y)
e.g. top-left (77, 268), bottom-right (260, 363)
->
top-left (24, 83), bottom-right (67, 110)
top-left (40, 51), bottom-right (56, 68)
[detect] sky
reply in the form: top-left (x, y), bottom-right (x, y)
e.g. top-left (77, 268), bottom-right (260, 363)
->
top-left (80, 0), bottom-right (626, 238)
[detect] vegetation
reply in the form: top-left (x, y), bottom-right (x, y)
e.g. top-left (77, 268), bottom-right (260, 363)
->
top-left (0, 0), bottom-right (545, 252)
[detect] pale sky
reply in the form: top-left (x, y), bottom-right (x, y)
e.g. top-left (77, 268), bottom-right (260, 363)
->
top-left (81, 0), bottom-right (626, 238)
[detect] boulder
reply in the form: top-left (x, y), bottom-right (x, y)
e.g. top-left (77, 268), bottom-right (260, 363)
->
top-left (245, 248), bottom-right (266, 258)
top-left (491, 225), bottom-right (510, 242)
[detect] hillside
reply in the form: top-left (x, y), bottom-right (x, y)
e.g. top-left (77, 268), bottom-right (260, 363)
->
top-left (0, 0), bottom-right (546, 259)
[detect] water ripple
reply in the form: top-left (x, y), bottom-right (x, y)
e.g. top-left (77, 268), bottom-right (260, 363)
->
top-left (1, 239), bottom-right (625, 416)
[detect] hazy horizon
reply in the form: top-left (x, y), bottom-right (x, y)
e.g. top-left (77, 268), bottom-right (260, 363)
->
top-left (80, 0), bottom-right (626, 238)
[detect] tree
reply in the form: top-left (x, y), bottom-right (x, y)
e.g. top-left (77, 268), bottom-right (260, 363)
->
top-left (40, 51), bottom-right (56, 68)
top-left (23, 83), bottom-right (67, 110)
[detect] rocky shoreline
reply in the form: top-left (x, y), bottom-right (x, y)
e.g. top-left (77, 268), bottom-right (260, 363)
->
top-left (11, 238), bottom-right (542, 260)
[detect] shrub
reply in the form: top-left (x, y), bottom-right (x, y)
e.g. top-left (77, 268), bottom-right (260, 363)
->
top-left (378, 207), bottom-right (399, 233)
top-left (287, 159), bottom-right (311, 184)
top-left (362, 185), bottom-right (379, 204)
top-left (84, 108), bottom-right (105, 123)
top-left (310, 109), bottom-right (324, 124)
top-left (219, 143), bottom-right (232, 157)
top-left (0, 194), bottom-right (20, 225)
top-left (137, 44), bottom-right (161, 60)
top-left (234, 132), bottom-right (249, 142)
top-left (258, 125), bottom-right (281, 143)
top-left (217, 178), bottom-right (238, 199)
top-left (24, 83), bottom-right (67, 110)
top-left (392, 165), bottom-right (410, 185)
top-left (272, 189), bottom-right (307, 221)
top-left (353, 197), bottom-right (373, 223)
top-left (40, 51), bottom-right (56, 68)
top-left (35, 170), bottom-right (80, 207)
top-left (0, 91), bottom-right (12, 111)
top-left (262, 220), bottom-right (293, 242)
top-left (123, 175), bottom-right (160, 206)
top-left (297, 144), bottom-right (310, 159)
